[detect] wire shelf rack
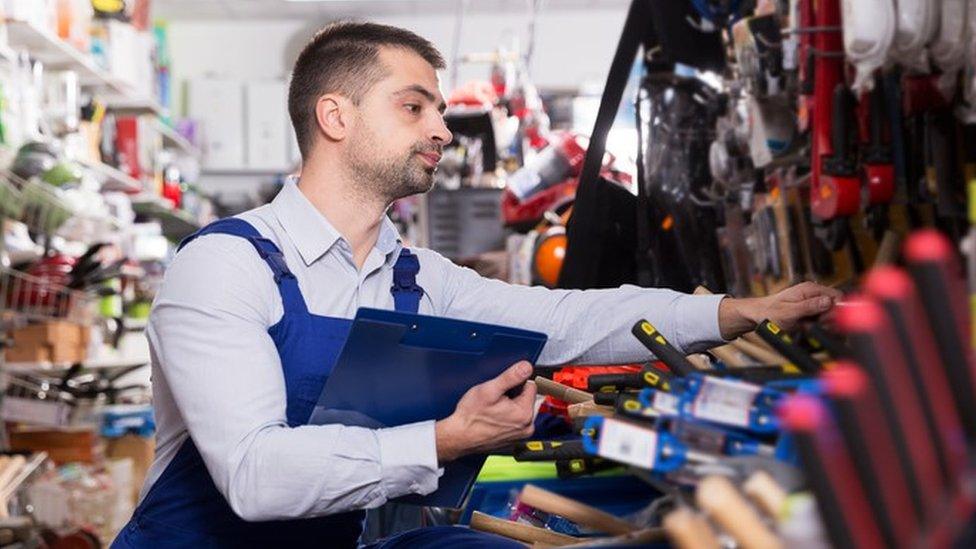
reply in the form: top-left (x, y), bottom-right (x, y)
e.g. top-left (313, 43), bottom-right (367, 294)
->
top-left (0, 267), bottom-right (94, 326)
top-left (1, 170), bottom-right (76, 235)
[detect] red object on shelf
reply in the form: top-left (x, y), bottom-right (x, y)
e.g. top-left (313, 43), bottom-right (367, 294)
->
top-left (540, 365), bottom-right (645, 419)
top-left (502, 178), bottom-right (578, 228)
top-left (553, 365), bottom-right (642, 390)
top-left (808, 0), bottom-right (860, 219)
top-left (115, 117), bottom-right (142, 181)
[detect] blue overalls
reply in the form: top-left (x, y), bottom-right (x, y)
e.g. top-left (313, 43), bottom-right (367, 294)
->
top-left (112, 218), bottom-right (521, 549)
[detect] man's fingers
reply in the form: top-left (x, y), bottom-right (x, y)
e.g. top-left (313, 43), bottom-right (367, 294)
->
top-left (797, 295), bottom-right (834, 317)
top-left (512, 380), bottom-right (538, 421)
top-left (483, 361), bottom-right (534, 398)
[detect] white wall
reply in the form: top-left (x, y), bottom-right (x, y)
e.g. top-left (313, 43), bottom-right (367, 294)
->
top-left (165, 7), bottom-right (629, 194)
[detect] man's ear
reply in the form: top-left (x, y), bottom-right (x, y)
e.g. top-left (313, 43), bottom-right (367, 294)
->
top-left (315, 94), bottom-right (350, 141)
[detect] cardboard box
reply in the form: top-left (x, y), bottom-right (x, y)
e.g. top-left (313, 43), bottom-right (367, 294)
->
top-left (8, 427), bottom-right (101, 464)
top-left (106, 435), bottom-right (155, 505)
top-left (6, 321), bottom-right (89, 364)
top-left (4, 345), bottom-right (51, 363)
top-left (12, 321), bottom-right (85, 346)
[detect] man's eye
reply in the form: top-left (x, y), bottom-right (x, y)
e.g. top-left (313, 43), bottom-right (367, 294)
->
top-left (405, 104), bottom-right (421, 114)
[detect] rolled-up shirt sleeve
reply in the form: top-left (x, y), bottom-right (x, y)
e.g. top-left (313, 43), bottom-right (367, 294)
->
top-left (149, 235), bottom-right (439, 522)
top-left (417, 249), bottom-right (726, 365)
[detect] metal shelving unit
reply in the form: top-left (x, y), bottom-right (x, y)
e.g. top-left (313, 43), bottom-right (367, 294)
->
top-left (131, 194), bottom-right (201, 241)
top-left (153, 119), bottom-right (200, 158)
top-left (3, 19), bottom-right (166, 116)
top-left (75, 158), bottom-right (144, 194)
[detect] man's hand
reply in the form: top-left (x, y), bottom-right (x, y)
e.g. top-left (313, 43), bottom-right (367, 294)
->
top-left (718, 281), bottom-right (842, 340)
top-left (435, 361), bottom-right (537, 463)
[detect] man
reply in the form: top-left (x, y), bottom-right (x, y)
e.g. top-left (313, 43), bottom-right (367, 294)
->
top-left (113, 22), bottom-right (839, 548)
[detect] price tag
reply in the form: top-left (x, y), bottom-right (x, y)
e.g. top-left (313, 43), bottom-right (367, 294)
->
top-left (596, 418), bottom-right (658, 469)
top-left (690, 377), bottom-right (761, 428)
top-left (652, 391), bottom-right (680, 416)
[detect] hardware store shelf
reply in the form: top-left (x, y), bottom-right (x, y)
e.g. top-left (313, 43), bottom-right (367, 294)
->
top-left (3, 19), bottom-right (165, 116)
top-left (131, 194), bottom-right (200, 241)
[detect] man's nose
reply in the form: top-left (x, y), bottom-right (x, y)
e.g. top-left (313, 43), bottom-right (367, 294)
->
top-left (430, 116), bottom-right (453, 145)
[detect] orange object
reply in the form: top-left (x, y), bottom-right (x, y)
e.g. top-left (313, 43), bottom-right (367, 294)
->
top-left (533, 230), bottom-right (566, 288)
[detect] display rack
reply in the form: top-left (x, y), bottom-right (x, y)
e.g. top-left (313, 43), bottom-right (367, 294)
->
top-left (3, 19), bottom-right (166, 116)
top-left (75, 158), bottom-right (143, 194)
top-left (153, 119), bottom-right (200, 158)
top-left (131, 194), bottom-right (201, 241)
top-left (0, 266), bottom-right (94, 326)
top-left (2, 357), bottom-right (149, 375)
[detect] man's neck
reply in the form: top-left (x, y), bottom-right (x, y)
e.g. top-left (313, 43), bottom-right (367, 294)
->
top-left (296, 162), bottom-right (389, 270)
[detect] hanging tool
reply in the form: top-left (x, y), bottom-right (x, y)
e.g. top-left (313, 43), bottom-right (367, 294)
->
top-left (861, 74), bottom-right (896, 241)
top-left (809, 0), bottom-right (860, 222)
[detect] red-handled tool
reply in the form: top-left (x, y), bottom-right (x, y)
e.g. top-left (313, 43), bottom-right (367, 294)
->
top-left (779, 394), bottom-right (885, 549)
top-left (904, 230), bottom-right (976, 444)
top-left (821, 362), bottom-right (920, 548)
top-left (864, 267), bottom-right (968, 485)
top-left (862, 75), bottom-right (895, 208)
top-left (835, 296), bottom-right (944, 519)
top-left (810, 0), bottom-right (860, 220)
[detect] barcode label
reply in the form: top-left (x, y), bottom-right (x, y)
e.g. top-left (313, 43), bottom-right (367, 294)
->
top-left (690, 377), bottom-right (761, 428)
top-left (597, 418), bottom-right (658, 469)
top-left (652, 391), bottom-right (680, 415)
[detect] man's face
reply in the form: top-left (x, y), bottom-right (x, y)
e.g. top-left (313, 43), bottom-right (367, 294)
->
top-left (345, 47), bottom-right (452, 201)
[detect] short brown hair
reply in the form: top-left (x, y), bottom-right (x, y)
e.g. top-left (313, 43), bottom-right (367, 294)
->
top-left (288, 21), bottom-right (446, 158)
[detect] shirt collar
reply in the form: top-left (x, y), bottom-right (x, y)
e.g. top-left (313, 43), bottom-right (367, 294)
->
top-left (270, 181), bottom-right (403, 266)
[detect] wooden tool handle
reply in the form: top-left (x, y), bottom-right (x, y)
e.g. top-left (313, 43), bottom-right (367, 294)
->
top-left (743, 471), bottom-right (788, 520)
top-left (519, 484), bottom-right (636, 535)
top-left (693, 286), bottom-right (785, 360)
top-left (709, 343), bottom-right (752, 367)
top-left (696, 476), bottom-right (782, 549)
top-left (732, 338), bottom-right (785, 366)
top-left (663, 507), bottom-right (720, 549)
top-left (567, 401), bottom-right (614, 419)
top-left (470, 511), bottom-right (580, 546)
top-left (0, 455), bottom-right (25, 493)
top-left (534, 377), bottom-right (593, 404)
top-left (540, 528), bottom-right (667, 548)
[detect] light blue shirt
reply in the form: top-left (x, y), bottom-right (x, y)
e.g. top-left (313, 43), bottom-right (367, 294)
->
top-left (142, 181), bottom-right (726, 521)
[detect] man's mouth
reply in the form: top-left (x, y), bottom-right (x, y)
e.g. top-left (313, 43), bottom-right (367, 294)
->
top-left (417, 151), bottom-right (442, 167)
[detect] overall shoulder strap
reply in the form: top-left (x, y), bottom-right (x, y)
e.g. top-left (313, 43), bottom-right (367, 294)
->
top-left (391, 248), bottom-right (424, 314)
top-left (179, 218), bottom-right (308, 315)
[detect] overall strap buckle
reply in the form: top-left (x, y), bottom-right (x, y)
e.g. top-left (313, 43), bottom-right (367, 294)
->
top-left (250, 237), bottom-right (295, 283)
top-left (391, 249), bottom-right (424, 313)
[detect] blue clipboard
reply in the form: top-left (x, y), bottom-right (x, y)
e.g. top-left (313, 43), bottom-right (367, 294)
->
top-left (307, 308), bottom-right (548, 508)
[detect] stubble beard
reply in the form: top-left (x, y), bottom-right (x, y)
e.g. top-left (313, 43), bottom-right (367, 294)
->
top-left (347, 123), bottom-right (437, 203)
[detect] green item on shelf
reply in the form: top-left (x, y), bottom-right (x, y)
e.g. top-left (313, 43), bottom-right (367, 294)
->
top-left (42, 162), bottom-right (84, 187)
top-left (20, 182), bottom-right (73, 233)
top-left (475, 456), bottom-right (560, 482)
top-left (100, 279), bottom-right (123, 318)
top-left (128, 301), bottom-right (152, 319)
top-left (0, 178), bottom-right (25, 218)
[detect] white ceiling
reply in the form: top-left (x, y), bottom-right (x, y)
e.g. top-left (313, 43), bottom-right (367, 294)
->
top-left (154, 0), bottom-right (631, 20)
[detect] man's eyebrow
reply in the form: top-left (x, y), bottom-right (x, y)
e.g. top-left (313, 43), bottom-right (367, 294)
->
top-left (394, 84), bottom-right (447, 113)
